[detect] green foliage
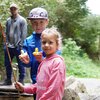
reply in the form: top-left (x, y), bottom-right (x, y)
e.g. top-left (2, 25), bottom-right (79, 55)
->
top-left (62, 38), bottom-right (100, 78)
top-left (0, 0), bottom-right (100, 78)
top-left (63, 38), bottom-right (82, 57)
top-left (55, 0), bottom-right (88, 38)
top-left (77, 15), bottom-right (100, 58)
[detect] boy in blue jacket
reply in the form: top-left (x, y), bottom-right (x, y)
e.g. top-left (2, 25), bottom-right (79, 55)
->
top-left (19, 7), bottom-right (61, 100)
top-left (20, 6), bottom-right (61, 84)
top-left (19, 7), bottom-right (49, 100)
top-left (21, 7), bottom-right (49, 84)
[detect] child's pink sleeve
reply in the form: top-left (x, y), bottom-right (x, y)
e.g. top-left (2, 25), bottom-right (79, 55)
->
top-left (24, 83), bottom-right (37, 94)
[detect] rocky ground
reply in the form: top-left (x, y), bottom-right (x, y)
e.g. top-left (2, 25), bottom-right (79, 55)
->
top-left (63, 76), bottom-right (100, 100)
top-left (77, 78), bottom-right (100, 92)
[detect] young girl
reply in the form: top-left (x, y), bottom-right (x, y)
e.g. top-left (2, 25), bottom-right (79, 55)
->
top-left (15, 27), bottom-right (66, 100)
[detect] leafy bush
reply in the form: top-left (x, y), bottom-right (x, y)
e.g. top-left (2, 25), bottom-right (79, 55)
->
top-left (62, 38), bottom-right (100, 78)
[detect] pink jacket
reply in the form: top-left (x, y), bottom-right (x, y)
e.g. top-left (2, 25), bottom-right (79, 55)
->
top-left (24, 54), bottom-right (66, 100)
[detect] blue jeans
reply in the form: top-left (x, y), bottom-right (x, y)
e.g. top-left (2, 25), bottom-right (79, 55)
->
top-left (4, 47), bottom-right (25, 81)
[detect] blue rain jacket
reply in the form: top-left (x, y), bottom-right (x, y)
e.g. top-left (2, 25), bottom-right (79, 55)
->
top-left (23, 32), bottom-right (61, 83)
top-left (23, 32), bottom-right (42, 83)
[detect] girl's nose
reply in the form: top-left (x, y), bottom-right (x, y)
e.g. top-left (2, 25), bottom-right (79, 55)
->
top-left (45, 43), bottom-right (49, 46)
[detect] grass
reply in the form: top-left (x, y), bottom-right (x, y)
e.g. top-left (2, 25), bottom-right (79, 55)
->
top-left (63, 55), bottom-right (100, 78)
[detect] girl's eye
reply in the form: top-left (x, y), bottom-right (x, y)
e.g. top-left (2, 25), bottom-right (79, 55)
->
top-left (49, 41), bottom-right (53, 44)
top-left (42, 41), bottom-right (46, 45)
top-left (42, 41), bottom-right (53, 45)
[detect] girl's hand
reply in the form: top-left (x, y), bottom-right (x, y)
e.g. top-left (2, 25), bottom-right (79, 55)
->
top-left (14, 82), bottom-right (24, 92)
top-left (19, 52), bottom-right (30, 64)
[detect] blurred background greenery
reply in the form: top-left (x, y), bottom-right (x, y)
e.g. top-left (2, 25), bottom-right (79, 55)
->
top-left (0, 0), bottom-right (100, 79)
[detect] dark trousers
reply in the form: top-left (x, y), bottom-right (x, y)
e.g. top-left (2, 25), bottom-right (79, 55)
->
top-left (4, 47), bottom-right (25, 81)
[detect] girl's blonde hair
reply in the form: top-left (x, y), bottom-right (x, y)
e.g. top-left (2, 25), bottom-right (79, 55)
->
top-left (41, 26), bottom-right (62, 50)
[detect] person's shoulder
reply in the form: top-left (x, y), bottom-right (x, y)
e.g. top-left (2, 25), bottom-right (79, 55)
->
top-left (18, 15), bottom-right (26, 21)
top-left (49, 54), bottom-right (63, 61)
top-left (6, 17), bottom-right (11, 21)
top-left (53, 54), bottom-right (64, 63)
top-left (49, 55), bottom-right (65, 70)
top-left (26, 32), bottom-right (35, 40)
top-left (24, 35), bottom-right (33, 43)
top-left (6, 17), bottom-right (11, 24)
top-left (26, 35), bottom-right (33, 40)
top-left (53, 55), bottom-right (66, 69)
top-left (54, 54), bottom-right (63, 58)
top-left (18, 15), bottom-right (25, 18)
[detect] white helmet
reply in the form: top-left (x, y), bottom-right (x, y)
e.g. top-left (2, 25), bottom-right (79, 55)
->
top-left (27, 7), bottom-right (48, 20)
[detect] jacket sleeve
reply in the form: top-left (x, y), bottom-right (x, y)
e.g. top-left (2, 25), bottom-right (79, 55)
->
top-left (5, 20), bottom-right (9, 43)
top-left (39, 59), bottom-right (66, 100)
top-left (24, 83), bottom-right (37, 94)
top-left (19, 18), bottom-right (27, 47)
top-left (21, 39), bottom-right (31, 67)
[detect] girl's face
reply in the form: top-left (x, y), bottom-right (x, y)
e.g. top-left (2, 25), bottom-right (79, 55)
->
top-left (41, 33), bottom-right (58, 57)
top-left (30, 19), bottom-right (48, 33)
